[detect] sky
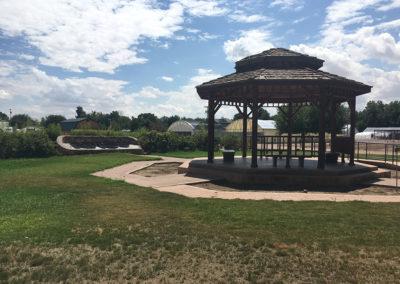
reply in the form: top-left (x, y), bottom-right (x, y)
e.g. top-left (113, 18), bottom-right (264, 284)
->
top-left (0, 0), bottom-right (400, 120)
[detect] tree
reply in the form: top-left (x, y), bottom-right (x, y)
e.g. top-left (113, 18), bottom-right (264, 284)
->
top-left (0, 112), bottom-right (8, 121)
top-left (9, 114), bottom-right (35, 129)
top-left (75, 106), bottom-right (86, 118)
top-left (275, 105), bottom-right (348, 134)
top-left (233, 108), bottom-right (271, 121)
top-left (41, 114), bottom-right (66, 128)
top-left (356, 100), bottom-right (400, 131)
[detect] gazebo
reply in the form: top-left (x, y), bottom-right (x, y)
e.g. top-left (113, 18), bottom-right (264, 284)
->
top-left (196, 48), bottom-right (371, 170)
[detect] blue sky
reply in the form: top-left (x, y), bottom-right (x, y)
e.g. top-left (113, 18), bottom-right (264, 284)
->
top-left (1, 0), bottom-right (400, 120)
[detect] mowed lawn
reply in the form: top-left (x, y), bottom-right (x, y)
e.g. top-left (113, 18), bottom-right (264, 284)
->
top-left (1, 154), bottom-right (400, 283)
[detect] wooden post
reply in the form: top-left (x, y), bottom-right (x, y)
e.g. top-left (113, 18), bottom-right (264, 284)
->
top-left (318, 99), bottom-right (327, 169)
top-left (330, 103), bottom-right (338, 152)
top-left (207, 99), bottom-right (215, 163)
top-left (286, 102), bottom-right (293, 168)
top-left (242, 105), bottom-right (247, 157)
top-left (349, 98), bottom-right (356, 166)
top-left (251, 102), bottom-right (258, 168)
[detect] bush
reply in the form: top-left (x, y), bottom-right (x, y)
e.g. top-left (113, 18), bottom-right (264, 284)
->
top-left (0, 132), bottom-right (17, 159)
top-left (221, 134), bottom-right (241, 151)
top-left (0, 131), bottom-right (56, 159)
top-left (46, 123), bottom-right (61, 141)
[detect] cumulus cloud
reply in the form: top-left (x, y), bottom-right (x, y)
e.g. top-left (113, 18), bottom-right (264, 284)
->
top-left (290, 0), bottom-right (400, 110)
top-left (161, 76), bottom-right (174, 82)
top-left (228, 10), bottom-right (270, 23)
top-left (176, 0), bottom-right (228, 17)
top-left (0, 89), bottom-right (11, 100)
top-left (0, 0), bottom-right (227, 74)
top-left (269, 0), bottom-right (304, 11)
top-left (223, 29), bottom-right (274, 61)
top-left (0, 61), bottom-right (223, 118)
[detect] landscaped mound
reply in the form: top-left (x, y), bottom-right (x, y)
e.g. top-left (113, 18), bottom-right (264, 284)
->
top-left (57, 135), bottom-right (143, 155)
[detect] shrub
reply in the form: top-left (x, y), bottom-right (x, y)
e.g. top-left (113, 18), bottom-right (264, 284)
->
top-left (0, 132), bottom-right (17, 159)
top-left (0, 131), bottom-right (56, 159)
top-left (46, 123), bottom-right (61, 141)
top-left (221, 134), bottom-right (241, 151)
top-left (15, 131), bottom-right (56, 158)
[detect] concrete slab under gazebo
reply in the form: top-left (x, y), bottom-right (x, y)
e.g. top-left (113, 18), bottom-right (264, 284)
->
top-left (186, 48), bottom-right (379, 185)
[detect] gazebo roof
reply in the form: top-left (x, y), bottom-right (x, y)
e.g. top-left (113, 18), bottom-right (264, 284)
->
top-left (235, 48), bottom-right (324, 72)
top-left (196, 48), bottom-right (371, 104)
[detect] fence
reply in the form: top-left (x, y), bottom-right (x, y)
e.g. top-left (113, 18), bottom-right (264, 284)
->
top-left (253, 135), bottom-right (400, 165)
top-left (356, 141), bottom-right (400, 164)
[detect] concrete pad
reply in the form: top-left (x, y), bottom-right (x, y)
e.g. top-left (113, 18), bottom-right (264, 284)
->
top-left (92, 155), bottom-right (400, 202)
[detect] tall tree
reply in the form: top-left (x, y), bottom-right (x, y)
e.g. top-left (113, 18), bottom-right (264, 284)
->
top-left (0, 112), bottom-right (9, 121)
top-left (75, 106), bottom-right (86, 118)
top-left (9, 114), bottom-right (35, 128)
top-left (41, 115), bottom-right (66, 128)
top-left (275, 105), bottom-right (348, 134)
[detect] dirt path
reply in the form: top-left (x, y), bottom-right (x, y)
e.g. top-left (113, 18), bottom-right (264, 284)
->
top-left (92, 156), bottom-right (400, 202)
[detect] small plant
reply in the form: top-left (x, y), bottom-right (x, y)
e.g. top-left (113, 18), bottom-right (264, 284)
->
top-left (221, 134), bottom-right (241, 151)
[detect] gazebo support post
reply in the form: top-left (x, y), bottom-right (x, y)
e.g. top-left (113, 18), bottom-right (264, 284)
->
top-left (207, 99), bottom-right (215, 163)
top-left (286, 102), bottom-right (293, 168)
top-left (251, 101), bottom-right (258, 168)
top-left (349, 98), bottom-right (356, 166)
top-left (330, 103), bottom-right (339, 152)
top-left (318, 99), bottom-right (327, 169)
top-left (242, 105), bottom-right (248, 157)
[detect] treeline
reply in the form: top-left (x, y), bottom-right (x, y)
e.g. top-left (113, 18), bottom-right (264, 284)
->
top-left (356, 101), bottom-right (400, 131)
top-left (2, 100), bottom-right (400, 135)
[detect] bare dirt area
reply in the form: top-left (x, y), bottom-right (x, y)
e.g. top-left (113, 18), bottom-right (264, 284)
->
top-left (195, 180), bottom-right (400, 196)
top-left (132, 162), bottom-right (182, 177)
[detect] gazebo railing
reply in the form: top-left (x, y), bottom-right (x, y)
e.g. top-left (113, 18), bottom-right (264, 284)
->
top-left (255, 135), bottom-right (319, 158)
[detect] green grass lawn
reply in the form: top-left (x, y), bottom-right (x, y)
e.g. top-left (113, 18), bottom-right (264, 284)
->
top-left (1, 153), bottom-right (400, 282)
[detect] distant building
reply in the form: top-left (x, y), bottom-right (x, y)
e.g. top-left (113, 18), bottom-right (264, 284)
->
top-left (356, 127), bottom-right (400, 141)
top-left (226, 119), bottom-right (277, 136)
top-left (60, 118), bottom-right (99, 134)
top-left (168, 120), bottom-right (202, 136)
top-left (342, 124), bottom-right (359, 137)
top-left (0, 121), bottom-right (12, 132)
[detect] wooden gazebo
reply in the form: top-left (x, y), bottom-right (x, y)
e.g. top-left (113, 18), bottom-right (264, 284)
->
top-left (196, 48), bottom-right (371, 169)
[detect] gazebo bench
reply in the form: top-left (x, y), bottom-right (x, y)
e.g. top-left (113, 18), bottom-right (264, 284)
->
top-left (222, 150), bottom-right (235, 163)
top-left (272, 154), bottom-right (306, 168)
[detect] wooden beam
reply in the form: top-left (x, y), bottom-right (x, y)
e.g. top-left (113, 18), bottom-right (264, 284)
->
top-left (207, 99), bottom-right (215, 163)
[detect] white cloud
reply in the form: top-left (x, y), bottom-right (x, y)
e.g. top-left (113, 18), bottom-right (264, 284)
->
top-left (223, 29), bottom-right (274, 61)
top-left (0, 61), bottom-right (223, 118)
top-left (176, 0), bottom-right (228, 17)
top-left (161, 76), bottom-right (174, 82)
top-left (19, 54), bottom-right (35, 61)
top-left (0, 0), bottom-right (187, 74)
top-left (376, 0), bottom-right (400, 11)
top-left (269, 0), bottom-right (304, 11)
top-left (290, 0), bottom-right (400, 110)
top-left (293, 17), bottom-right (307, 24)
top-left (0, 89), bottom-right (11, 100)
top-left (228, 11), bottom-right (270, 23)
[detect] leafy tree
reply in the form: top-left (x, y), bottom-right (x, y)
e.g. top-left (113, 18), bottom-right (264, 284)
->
top-left (275, 105), bottom-right (348, 134)
top-left (75, 106), bottom-right (86, 118)
top-left (356, 100), bottom-right (400, 132)
top-left (0, 112), bottom-right (9, 121)
top-left (41, 114), bottom-right (66, 128)
top-left (9, 114), bottom-right (35, 129)
top-left (233, 108), bottom-right (270, 120)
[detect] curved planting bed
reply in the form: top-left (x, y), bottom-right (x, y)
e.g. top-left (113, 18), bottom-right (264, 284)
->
top-left (57, 135), bottom-right (144, 155)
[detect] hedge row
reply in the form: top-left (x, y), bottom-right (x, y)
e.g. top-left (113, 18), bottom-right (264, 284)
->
top-left (0, 131), bottom-right (56, 159)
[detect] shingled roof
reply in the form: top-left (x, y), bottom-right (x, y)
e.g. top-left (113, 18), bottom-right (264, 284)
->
top-left (196, 48), bottom-right (371, 103)
top-left (235, 48), bottom-right (324, 72)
